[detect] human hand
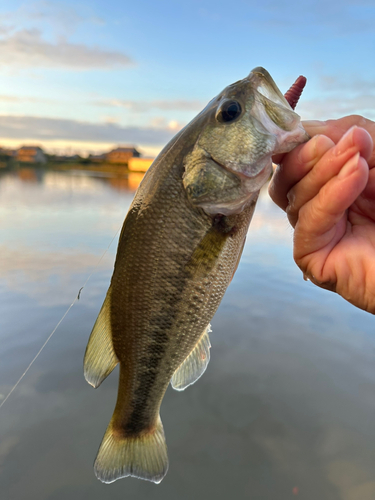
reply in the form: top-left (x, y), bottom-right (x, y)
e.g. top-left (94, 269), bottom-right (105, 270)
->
top-left (269, 116), bottom-right (375, 313)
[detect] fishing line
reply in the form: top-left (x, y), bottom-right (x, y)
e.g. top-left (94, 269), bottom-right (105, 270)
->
top-left (0, 226), bottom-right (122, 411)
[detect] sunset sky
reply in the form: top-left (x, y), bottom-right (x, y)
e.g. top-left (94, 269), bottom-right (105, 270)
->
top-left (0, 0), bottom-right (374, 156)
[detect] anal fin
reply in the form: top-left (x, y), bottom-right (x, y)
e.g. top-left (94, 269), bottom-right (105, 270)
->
top-left (171, 324), bottom-right (211, 391)
top-left (84, 287), bottom-right (119, 388)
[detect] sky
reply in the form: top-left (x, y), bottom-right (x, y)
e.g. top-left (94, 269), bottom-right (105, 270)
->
top-left (0, 0), bottom-right (374, 156)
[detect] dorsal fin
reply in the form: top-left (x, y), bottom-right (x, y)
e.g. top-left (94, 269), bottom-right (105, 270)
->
top-left (171, 324), bottom-right (211, 391)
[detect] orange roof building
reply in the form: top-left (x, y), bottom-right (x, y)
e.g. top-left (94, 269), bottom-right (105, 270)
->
top-left (17, 146), bottom-right (47, 164)
top-left (106, 147), bottom-right (140, 165)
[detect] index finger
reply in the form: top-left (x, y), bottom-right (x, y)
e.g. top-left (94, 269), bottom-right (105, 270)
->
top-left (303, 116), bottom-right (375, 167)
top-left (269, 134), bottom-right (335, 210)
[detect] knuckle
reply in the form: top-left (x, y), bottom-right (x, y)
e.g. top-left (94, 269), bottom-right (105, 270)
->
top-left (286, 191), bottom-right (298, 220)
top-left (286, 189), bottom-right (296, 208)
top-left (294, 257), bottom-right (308, 274)
top-left (286, 202), bottom-right (298, 227)
top-left (267, 178), bottom-right (276, 201)
top-left (298, 199), bottom-right (323, 227)
top-left (349, 114), bottom-right (367, 127)
top-left (268, 175), bottom-right (288, 210)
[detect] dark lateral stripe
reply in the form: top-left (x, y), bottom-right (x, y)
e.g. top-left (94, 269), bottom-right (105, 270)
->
top-left (185, 216), bottom-right (233, 277)
top-left (123, 218), bottom-right (232, 435)
top-left (123, 281), bottom-right (187, 435)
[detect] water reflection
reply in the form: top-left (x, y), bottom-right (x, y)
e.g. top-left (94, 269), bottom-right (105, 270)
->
top-left (17, 168), bottom-right (39, 183)
top-left (109, 172), bottom-right (145, 192)
top-left (5, 167), bottom-right (145, 192)
top-left (0, 168), bottom-right (374, 500)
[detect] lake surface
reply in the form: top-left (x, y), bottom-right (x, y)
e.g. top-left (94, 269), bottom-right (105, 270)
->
top-left (0, 167), bottom-right (374, 500)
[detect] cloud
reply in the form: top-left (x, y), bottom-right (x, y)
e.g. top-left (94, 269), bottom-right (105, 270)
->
top-left (0, 95), bottom-right (43, 103)
top-left (0, 1), bottom-right (105, 35)
top-left (21, 0), bottom-right (85, 26)
top-left (286, 73), bottom-right (375, 120)
top-left (94, 99), bottom-right (206, 112)
top-left (0, 115), bottom-right (176, 145)
top-left (1, 84), bottom-right (374, 149)
top-left (297, 94), bottom-right (375, 121)
top-left (318, 75), bottom-right (375, 94)
top-left (0, 25), bottom-right (13, 36)
top-left (0, 28), bottom-right (133, 70)
top-left (288, 71), bottom-right (375, 120)
top-left (0, 3), bottom-right (124, 71)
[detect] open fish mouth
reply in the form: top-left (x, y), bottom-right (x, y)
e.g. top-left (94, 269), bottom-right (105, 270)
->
top-left (209, 152), bottom-right (273, 208)
top-left (183, 69), bottom-right (308, 216)
top-left (210, 152), bottom-right (271, 183)
top-left (209, 69), bottom-right (307, 185)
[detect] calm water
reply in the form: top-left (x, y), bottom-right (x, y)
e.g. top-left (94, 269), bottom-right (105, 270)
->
top-left (0, 168), bottom-right (374, 500)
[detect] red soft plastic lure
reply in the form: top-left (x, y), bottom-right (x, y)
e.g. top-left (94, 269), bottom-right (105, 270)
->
top-left (284, 75), bottom-right (306, 110)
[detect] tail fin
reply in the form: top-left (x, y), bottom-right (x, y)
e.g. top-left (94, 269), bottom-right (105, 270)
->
top-left (94, 415), bottom-right (168, 484)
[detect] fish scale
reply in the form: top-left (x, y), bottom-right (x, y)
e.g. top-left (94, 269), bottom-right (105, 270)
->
top-left (83, 67), bottom-right (308, 484)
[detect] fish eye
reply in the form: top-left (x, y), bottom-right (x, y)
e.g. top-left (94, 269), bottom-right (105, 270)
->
top-left (216, 100), bottom-right (242, 123)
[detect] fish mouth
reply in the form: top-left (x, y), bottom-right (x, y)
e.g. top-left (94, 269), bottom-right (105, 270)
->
top-left (251, 68), bottom-right (307, 111)
top-left (248, 67), bottom-right (291, 109)
top-left (201, 153), bottom-right (271, 217)
top-left (210, 153), bottom-right (271, 190)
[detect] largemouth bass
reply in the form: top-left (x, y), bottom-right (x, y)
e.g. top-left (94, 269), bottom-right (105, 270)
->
top-left (84, 67), bottom-right (308, 484)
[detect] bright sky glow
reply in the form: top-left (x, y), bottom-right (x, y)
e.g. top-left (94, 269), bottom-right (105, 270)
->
top-left (0, 0), bottom-right (374, 155)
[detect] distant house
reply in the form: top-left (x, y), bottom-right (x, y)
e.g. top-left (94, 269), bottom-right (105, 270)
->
top-left (17, 146), bottom-right (47, 164)
top-left (0, 147), bottom-right (10, 167)
top-left (128, 157), bottom-right (154, 172)
top-left (0, 147), bottom-right (16, 158)
top-left (88, 153), bottom-right (106, 163)
top-left (106, 147), bottom-right (140, 165)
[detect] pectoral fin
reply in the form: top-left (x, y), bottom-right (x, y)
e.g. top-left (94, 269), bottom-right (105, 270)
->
top-left (171, 324), bottom-right (211, 391)
top-left (84, 287), bottom-right (119, 388)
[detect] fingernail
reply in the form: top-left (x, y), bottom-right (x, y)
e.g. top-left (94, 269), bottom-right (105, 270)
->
top-left (335, 126), bottom-right (357, 155)
top-left (303, 120), bottom-right (327, 128)
top-left (299, 135), bottom-right (319, 163)
top-left (338, 152), bottom-right (360, 178)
